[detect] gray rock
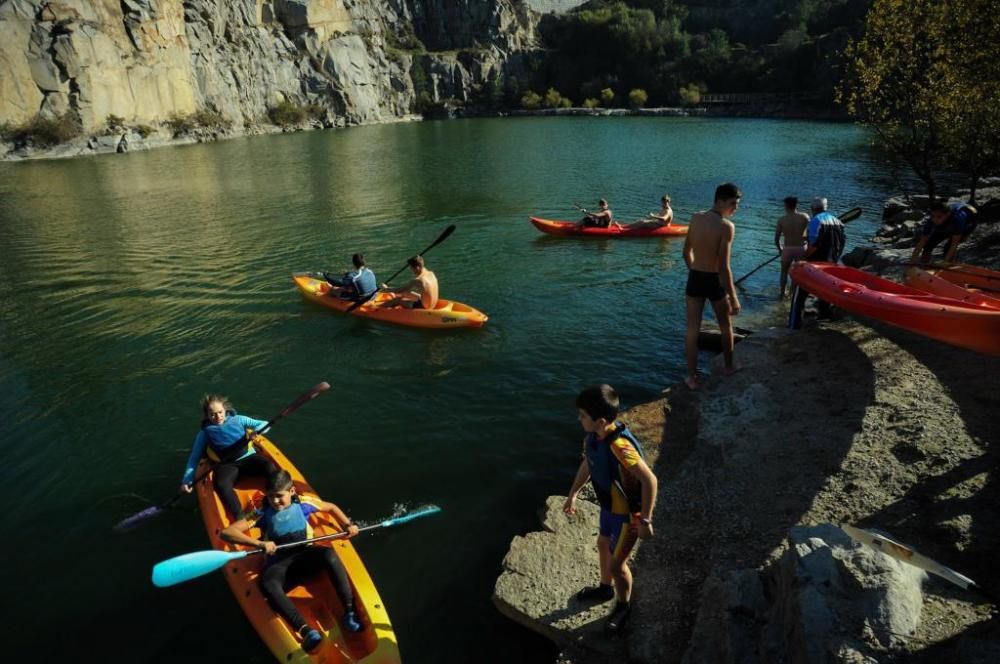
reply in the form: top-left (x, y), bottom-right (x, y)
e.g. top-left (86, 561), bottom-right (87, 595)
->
top-left (493, 495), bottom-right (624, 656)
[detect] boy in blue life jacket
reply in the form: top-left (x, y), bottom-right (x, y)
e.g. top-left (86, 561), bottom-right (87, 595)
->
top-left (324, 253), bottom-right (378, 302)
top-left (221, 470), bottom-right (363, 652)
top-left (563, 384), bottom-right (658, 634)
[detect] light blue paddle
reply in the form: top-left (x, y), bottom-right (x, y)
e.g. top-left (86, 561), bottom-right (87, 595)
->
top-left (151, 505), bottom-right (442, 587)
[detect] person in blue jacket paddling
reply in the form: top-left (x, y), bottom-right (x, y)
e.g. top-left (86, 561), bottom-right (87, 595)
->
top-left (179, 394), bottom-right (277, 518)
top-left (221, 470), bottom-right (363, 652)
top-left (324, 253), bottom-right (378, 302)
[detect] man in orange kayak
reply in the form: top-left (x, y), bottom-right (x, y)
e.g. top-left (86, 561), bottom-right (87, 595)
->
top-left (683, 183), bottom-right (742, 390)
top-left (380, 255), bottom-right (439, 309)
top-left (221, 470), bottom-right (362, 652)
top-left (575, 199), bottom-right (620, 229)
top-left (626, 194), bottom-right (674, 230)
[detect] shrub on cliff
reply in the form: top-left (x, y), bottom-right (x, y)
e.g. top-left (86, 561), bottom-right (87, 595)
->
top-left (582, 98), bottom-right (600, 109)
top-left (679, 83), bottom-right (704, 106)
top-left (628, 88), bottom-right (648, 108)
top-left (4, 112), bottom-right (82, 148)
top-left (600, 87), bottom-right (615, 107)
top-left (521, 91), bottom-right (542, 110)
top-left (543, 88), bottom-right (564, 108)
top-left (267, 102), bottom-right (307, 127)
top-left (105, 114), bottom-right (127, 135)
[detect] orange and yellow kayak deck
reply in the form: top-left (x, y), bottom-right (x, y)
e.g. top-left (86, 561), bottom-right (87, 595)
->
top-left (293, 272), bottom-right (488, 329)
top-left (195, 436), bottom-right (400, 664)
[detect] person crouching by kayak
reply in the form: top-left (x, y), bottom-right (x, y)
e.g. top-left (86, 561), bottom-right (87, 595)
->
top-left (323, 253), bottom-right (378, 303)
top-left (179, 394), bottom-right (277, 519)
top-left (575, 199), bottom-right (619, 229)
top-left (380, 255), bottom-right (439, 309)
top-left (221, 470), bottom-right (363, 652)
top-left (911, 201), bottom-right (978, 264)
top-left (563, 385), bottom-right (658, 634)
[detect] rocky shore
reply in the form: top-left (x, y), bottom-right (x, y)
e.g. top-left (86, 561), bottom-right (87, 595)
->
top-left (494, 189), bottom-right (1000, 662)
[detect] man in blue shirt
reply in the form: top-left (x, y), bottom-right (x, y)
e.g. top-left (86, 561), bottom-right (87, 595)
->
top-left (911, 201), bottom-right (977, 264)
top-left (324, 253), bottom-right (378, 302)
top-left (788, 198), bottom-right (845, 329)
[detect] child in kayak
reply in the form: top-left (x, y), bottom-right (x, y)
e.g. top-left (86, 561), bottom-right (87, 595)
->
top-left (323, 253), bottom-right (378, 303)
top-left (563, 384), bottom-right (658, 633)
top-left (380, 255), bottom-right (439, 309)
top-left (221, 470), bottom-right (363, 652)
top-left (626, 194), bottom-right (674, 230)
top-left (575, 199), bottom-right (619, 229)
top-left (179, 394), bottom-right (277, 519)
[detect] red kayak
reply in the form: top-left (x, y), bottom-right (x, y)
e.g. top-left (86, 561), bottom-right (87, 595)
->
top-left (790, 262), bottom-right (1000, 356)
top-left (905, 267), bottom-right (1000, 309)
top-left (529, 217), bottom-right (689, 238)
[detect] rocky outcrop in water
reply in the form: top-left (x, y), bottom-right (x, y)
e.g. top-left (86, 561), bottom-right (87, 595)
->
top-left (0, 0), bottom-right (541, 152)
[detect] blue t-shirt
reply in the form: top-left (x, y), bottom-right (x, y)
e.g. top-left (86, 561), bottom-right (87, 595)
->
top-left (922, 204), bottom-right (973, 237)
top-left (181, 414), bottom-right (269, 485)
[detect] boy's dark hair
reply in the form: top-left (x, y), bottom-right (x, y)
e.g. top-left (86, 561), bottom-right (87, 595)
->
top-left (407, 255), bottom-right (424, 269)
top-left (266, 470), bottom-right (294, 494)
top-left (930, 201), bottom-right (950, 214)
top-left (715, 182), bottom-right (742, 202)
top-left (576, 384), bottom-right (620, 422)
top-left (352, 253), bottom-right (366, 268)
top-left (784, 196), bottom-right (798, 208)
top-left (599, 198), bottom-right (609, 207)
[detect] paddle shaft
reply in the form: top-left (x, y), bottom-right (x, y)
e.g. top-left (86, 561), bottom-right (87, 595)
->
top-left (735, 207), bottom-right (863, 286)
top-left (345, 225), bottom-right (456, 313)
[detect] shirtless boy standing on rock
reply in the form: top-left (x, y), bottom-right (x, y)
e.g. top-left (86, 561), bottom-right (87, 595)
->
top-left (682, 183), bottom-right (742, 390)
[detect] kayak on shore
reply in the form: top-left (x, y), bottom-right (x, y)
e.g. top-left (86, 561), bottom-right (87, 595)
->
top-left (529, 217), bottom-right (689, 237)
top-left (924, 263), bottom-right (1000, 294)
top-left (904, 267), bottom-right (1000, 309)
top-left (790, 262), bottom-right (1000, 356)
top-left (195, 434), bottom-right (400, 664)
top-left (293, 273), bottom-right (488, 329)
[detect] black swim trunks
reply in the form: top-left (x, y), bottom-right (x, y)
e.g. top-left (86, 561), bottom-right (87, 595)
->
top-left (685, 269), bottom-right (727, 302)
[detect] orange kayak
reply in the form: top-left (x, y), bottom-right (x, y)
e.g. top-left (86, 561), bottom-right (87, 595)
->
top-left (529, 217), bottom-right (689, 237)
top-left (925, 263), bottom-right (1000, 294)
top-left (790, 262), bottom-right (1000, 356)
top-left (195, 435), bottom-right (400, 664)
top-left (905, 267), bottom-right (1000, 309)
top-left (293, 273), bottom-right (488, 329)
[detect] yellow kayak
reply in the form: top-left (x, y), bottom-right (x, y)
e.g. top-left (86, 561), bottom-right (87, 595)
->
top-left (293, 272), bottom-right (488, 329)
top-left (196, 434), bottom-right (400, 664)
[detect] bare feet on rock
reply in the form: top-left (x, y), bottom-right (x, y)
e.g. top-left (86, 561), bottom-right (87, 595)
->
top-left (684, 375), bottom-right (700, 390)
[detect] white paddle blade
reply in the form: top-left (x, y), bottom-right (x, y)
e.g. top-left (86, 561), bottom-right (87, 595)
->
top-left (152, 549), bottom-right (249, 588)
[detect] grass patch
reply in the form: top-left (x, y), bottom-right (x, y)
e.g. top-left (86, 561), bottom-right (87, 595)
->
top-left (2, 112), bottom-right (82, 148)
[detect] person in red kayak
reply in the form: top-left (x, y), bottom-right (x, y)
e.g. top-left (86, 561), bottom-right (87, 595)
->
top-left (683, 183), bottom-right (742, 390)
top-left (563, 384), bottom-right (657, 634)
top-left (626, 194), bottom-right (674, 230)
top-left (380, 255), bottom-right (439, 309)
top-left (221, 470), bottom-right (363, 652)
top-left (575, 199), bottom-right (619, 229)
top-left (179, 394), bottom-right (277, 519)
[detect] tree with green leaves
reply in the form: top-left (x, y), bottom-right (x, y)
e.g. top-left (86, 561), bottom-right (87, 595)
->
top-left (840, 0), bottom-right (1000, 202)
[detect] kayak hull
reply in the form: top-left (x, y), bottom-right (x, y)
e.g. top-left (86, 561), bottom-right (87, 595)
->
top-left (790, 262), bottom-right (1000, 356)
top-left (529, 217), bottom-right (689, 237)
top-left (196, 435), bottom-right (400, 664)
top-left (904, 267), bottom-right (1000, 309)
top-left (925, 263), bottom-right (1000, 294)
top-left (293, 273), bottom-right (487, 329)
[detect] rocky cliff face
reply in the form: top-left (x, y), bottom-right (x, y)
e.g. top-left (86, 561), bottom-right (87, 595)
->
top-left (0, 0), bottom-right (539, 135)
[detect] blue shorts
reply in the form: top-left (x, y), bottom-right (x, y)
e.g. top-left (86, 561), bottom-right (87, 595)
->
top-left (599, 508), bottom-right (639, 560)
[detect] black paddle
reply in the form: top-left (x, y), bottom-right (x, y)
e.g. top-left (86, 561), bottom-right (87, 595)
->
top-left (345, 225), bottom-right (456, 313)
top-left (735, 206), bottom-right (863, 287)
top-left (113, 382), bottom-right (331, 532)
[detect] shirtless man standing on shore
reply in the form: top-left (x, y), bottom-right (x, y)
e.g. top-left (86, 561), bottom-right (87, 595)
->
top-left (682, 182), bottom-right (742, 390)
top-left (774, 196), bottom-right (810, 298)
top-left (380, 255), bottom-right (439, 309)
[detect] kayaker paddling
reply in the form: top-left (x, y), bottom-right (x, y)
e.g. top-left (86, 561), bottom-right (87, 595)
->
top-left (323, 253), bottom-right (378, 303)
top-left (682, 183), bottom-right (742, 390)
top-left (380, 255), bottom-right (439, 309)
top-left (575, 198), bottom-right (620, 229)
top-left (221, 470), bottom-right (364, 652)
top-left (774, 196), bottom-right (810, 298)
top-left (180, 395), bottom-right (277, 519)
top-left (564, 385), bottom-right (658, 634)
top-left (625, 194), bottom-right (674, 230)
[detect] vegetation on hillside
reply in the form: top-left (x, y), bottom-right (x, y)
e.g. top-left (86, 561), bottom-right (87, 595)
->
top-left (511, 0), bottom-right (870, 107)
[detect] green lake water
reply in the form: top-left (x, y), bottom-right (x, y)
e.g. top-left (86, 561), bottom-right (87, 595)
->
top-left (0, 117), bottom-right (898, 661)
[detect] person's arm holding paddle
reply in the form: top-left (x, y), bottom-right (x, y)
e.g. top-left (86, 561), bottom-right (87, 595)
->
top-left (221, 514), bottom-right (276, 553)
